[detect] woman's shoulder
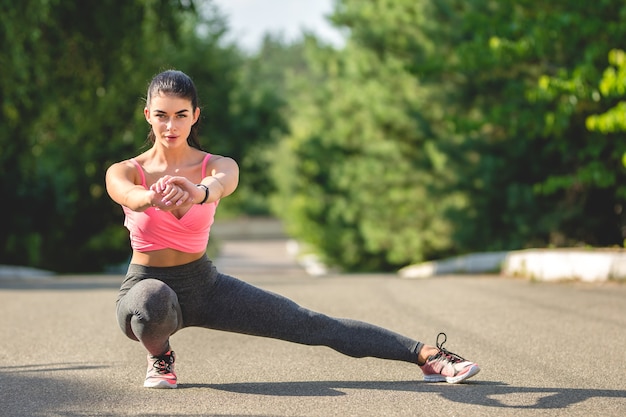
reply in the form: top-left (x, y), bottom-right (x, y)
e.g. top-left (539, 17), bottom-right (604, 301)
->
top-left (203, 151), bottom-right (235, 163)
top-left (106, 157), bottom-right (141, 181)
top-left (205, 153), bottom-right (238, 169)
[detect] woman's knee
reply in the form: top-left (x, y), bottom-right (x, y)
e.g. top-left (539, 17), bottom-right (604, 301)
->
top-left (131, 278), bottom-right (174, 300)
top-left (117, 279), bottom-right (182, 335)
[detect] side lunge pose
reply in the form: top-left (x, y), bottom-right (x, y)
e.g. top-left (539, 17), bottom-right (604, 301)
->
top-left (105, 70), bottom-right (481, 389)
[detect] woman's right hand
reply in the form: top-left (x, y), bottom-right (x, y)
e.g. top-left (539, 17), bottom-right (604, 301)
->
top-left (150, 176), bottom-right (191, 209)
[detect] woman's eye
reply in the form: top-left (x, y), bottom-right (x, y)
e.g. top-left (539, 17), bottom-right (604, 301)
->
top-left (153, 113), bottom-right (187, 119)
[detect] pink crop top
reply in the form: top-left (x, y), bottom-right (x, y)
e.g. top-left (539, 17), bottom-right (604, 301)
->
top-left (122, 154), bottom-right (218, 253)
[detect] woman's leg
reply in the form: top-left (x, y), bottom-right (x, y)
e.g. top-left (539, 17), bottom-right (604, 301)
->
top-left (115, 257), bottom-right (479, 386)
top-left (195, 272), bottom-right (423, 364)
top-left (116, 278), bottom-right (183, 356)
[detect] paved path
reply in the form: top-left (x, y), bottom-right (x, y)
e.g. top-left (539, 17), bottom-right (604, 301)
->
top-left (1, 240), bottom-right (625, 416)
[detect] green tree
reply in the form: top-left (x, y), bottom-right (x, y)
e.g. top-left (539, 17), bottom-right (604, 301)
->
top-left (1, 0), bottom-right (295, 272)
top-left (272, 0), bottom-right (626, 272)
top-left (342, 0), bottom-right (626, 251)
top-left (0, 0), bottom-right (228, 272)
top-left (451, 0), bottom-right (626, 248)
top-left (272, 37), bottom-right (463, 270)
top-left (214, 33), bottom-right (306, 215)
top-left (586, 49), bottom-right (626, 136)
top-left (586, 48), bottom-right (626, 242)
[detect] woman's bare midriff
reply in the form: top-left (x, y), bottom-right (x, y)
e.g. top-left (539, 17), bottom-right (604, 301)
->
top-left (130, 248), bottom-right (206, 267)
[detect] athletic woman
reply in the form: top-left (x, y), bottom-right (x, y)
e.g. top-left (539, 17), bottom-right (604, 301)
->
top-left (105, 70), bottom-right (480, 389)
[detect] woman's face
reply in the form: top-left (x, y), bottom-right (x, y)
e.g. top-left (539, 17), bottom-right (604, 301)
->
top-left (144, 93), bottom-right (200, 148)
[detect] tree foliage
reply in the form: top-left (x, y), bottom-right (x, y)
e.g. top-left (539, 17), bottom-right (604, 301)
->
top-left (587, 49), bottom-right (626, 135)
top-left (270, 0), bottom-right (626, 271)
top-left (0, 0), bottom-right (277, 272)
top-left (3, 0), bottom-right (626, 273)
top-left (271, 41), bottom-right (463, 269)
top-left (1, 0), bottom-right (184, 271)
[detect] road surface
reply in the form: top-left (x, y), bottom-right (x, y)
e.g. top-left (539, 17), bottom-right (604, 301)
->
top-left (1, 240), bottom-right (625, 416)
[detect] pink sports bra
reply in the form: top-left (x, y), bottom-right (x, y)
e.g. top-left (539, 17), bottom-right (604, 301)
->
top-left (122, 154), bottom-right (218, 253)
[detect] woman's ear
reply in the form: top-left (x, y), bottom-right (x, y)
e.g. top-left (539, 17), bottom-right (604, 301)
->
top-left (193, 107), bottom-right (201, 124)
top-left (144, 107), bottom-right (151, 123)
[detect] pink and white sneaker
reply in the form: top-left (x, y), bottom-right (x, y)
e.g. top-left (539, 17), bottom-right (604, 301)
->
top-left (419, 333), bottom-right (480, 384)
top-left (144, 350), bottom-right (177, 389)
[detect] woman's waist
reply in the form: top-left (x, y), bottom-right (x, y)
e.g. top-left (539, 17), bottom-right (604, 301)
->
top-left (130, 248), bottom-right (206, 268)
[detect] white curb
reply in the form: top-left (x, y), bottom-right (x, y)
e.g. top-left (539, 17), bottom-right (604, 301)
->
top-left (502, 249), bottom-right (626, 282)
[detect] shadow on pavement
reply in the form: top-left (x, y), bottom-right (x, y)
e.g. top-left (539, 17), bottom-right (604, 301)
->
top-left (2, 365), bottom-right (625, 414)
top-left (189, 380), bottom-right (626, 410)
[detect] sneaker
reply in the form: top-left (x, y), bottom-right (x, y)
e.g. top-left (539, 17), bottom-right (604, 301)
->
top-left (419, 333), bottom-right (480, 384)
top-left (144, 350), bottom-right (177, 389)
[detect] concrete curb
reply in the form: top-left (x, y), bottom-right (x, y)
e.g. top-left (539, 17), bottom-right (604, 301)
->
top-left (501, 249), bottom-right (626, 282)
top-left (398, 248), bottom-right (626, 282)
top-left (398, 252), bottom-right (507, 279)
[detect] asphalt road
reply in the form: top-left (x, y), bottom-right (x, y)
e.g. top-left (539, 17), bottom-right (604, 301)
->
top-left (1, 240), bottom-right (625, 417)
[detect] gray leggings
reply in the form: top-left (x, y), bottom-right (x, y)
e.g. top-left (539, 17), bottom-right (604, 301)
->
top-left (116, 255), bottom-right (422, 362)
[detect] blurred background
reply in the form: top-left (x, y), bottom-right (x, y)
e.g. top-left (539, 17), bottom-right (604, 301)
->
top-left (1, 0), bottom-right (625, 274)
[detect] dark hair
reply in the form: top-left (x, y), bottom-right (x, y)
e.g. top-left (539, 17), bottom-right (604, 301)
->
top-left (145, 70), bottom-right (203, 150)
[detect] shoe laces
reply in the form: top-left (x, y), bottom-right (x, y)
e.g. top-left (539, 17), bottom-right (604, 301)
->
top-left (151, 352), bottom-right (174, 375)
top-left (433, 332), bottom-right (466, 363)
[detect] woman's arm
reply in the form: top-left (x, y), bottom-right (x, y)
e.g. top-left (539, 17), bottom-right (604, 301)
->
top-left (199, 155), bottom-right (240, 203)
top-left (105, 161), bottom-right (157, 211)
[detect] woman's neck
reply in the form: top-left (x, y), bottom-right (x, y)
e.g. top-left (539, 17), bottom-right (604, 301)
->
top-left (147, 145), bottom-right (197, 168)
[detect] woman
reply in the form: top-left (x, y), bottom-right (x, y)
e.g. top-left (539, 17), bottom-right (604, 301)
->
top-left (105, 70), bottom-right (480, 389)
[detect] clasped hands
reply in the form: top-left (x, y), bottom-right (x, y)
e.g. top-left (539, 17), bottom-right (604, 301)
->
top-left (149, 175), bottom-right (201, 210)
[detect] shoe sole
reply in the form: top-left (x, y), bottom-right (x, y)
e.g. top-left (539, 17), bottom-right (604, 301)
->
top-left (424, 364), bottom-right (480, 384)
top-left (144, 380), bottom-right (178, 389)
